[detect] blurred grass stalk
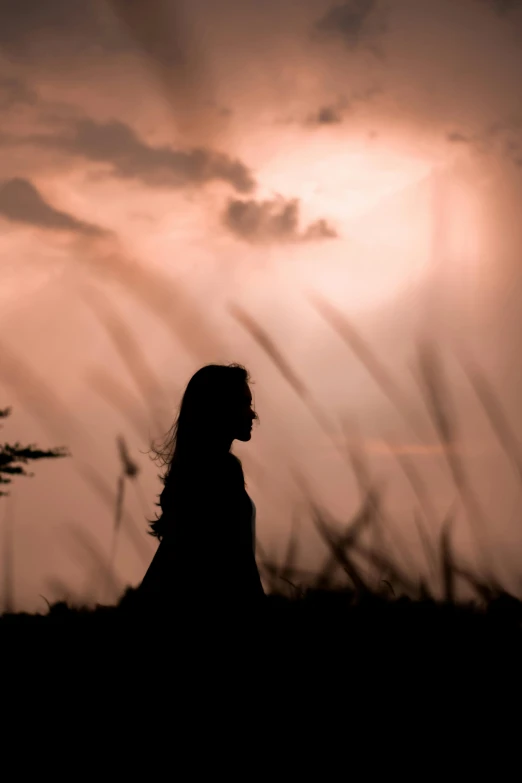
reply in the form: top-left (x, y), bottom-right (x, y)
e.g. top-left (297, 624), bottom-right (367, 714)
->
top-left (106, 436), bottom-right (145, 602)
top-left (2, 493), bottom-right (14, 614)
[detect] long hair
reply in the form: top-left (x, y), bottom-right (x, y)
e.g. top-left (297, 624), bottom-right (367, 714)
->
top-left (148, 363), bottom-right (256, 538)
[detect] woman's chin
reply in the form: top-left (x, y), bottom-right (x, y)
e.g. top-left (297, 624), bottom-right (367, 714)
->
top-left (236, 430), bottom-right (252, 442)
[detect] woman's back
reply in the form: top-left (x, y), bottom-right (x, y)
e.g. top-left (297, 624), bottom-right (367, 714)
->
top-left (139, 453), bottom-right (265, 610)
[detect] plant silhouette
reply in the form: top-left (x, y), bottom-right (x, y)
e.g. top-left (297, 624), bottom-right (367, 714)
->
top-left (0, 407), bottom-right (68, 496)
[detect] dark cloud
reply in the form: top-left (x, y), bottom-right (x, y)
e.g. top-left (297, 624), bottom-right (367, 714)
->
top-left (478, 0), bottom-right (522, 15)
top-left (0, 178), bottom-right (106, 235)
top-left (107, 0), bottom-right (194, 72)
top-left (447, 118), bottom-right (522, 165)
top-left (0, 1), bottom-right (214, 143)
top-left (0, 0), bottom-right (126, 58)
top-left (315, 0), bottom-right (379, 47)
top-left (309, 105), bottom-right (344, 125)
top-left (106, 0), bottom-right (216, 142)
top-left (447, 131), bottom-right (471, 143)
top-left (0, 77), bottom-right (38, 110)
top-left (302, 219), bottom-right (339, 241)
top-left (223, 197), bottom-right (338, 244)
top-left (306, 86), bottom-right (382, 127)
top-left (22, 118), bottom-right (256, 193)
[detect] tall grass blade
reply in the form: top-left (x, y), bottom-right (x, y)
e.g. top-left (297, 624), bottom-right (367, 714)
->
top-left (2, 494), bottom-right (14, 613)
top-left (310, 294), bottom-right (426, 441)
top-left (86, 366), bottom-right (152, 443)
top-left (455, 349), bottom-right (522, 486)
top-left (440, 512), bottom-right (455, 603)
top-left (311, 504), bottom-right (371, 593)
top-left (340, 429), bottom-right (418, 577)
top-left (229, 303), bottom-right (340, 445)
top-left (414, 339), bottom-right (492, 576)
top-left (80, 284), bottom-right (169, 435)
top-left (0, 338), bottom-right (154, 566)
top-left (78, 244), bottom-right (224, 361)
top-left (412, 508), bottom-right (438, 581)
top-left (80, 464), bottom-right (154, 566)
top-left (279, 511), bottom-right (301, 589)
top-left (310, 490), bottom-right (379, 591)
top-left (107, 474), bottom-right (126, 602)
top-left (384, 438), bottom-right (438, 575)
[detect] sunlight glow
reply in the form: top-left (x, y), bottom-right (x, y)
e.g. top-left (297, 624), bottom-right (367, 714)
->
top-left (253, 138), bottom-right (481, 315)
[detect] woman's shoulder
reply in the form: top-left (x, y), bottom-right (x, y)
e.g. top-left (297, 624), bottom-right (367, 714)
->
top-left (204, 452), bottom-right (245, 493)
top-left (228, 452), bottom-right (242, 469)
top-left (227, 452), bottom-right (245, 480)
top-left (161, 452), bottom-right (244, 496)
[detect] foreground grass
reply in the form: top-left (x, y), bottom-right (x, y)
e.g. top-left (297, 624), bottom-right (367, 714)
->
top-left (3, 583), bottom-right (521, 659)
top-left (2, 584), bottom-right (522, 768)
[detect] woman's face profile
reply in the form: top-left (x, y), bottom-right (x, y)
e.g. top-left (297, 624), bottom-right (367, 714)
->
top-left (233, 382), bottom-right (257, 442)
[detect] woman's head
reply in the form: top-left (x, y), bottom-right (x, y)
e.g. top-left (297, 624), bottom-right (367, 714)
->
top-left (152, 363), bottom-right (258, 476)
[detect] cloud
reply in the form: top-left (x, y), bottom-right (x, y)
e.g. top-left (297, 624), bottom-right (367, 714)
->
top-left (223, 196), bottom-right (338, 244)
top-left (0, 77), bottom-right (37, 110)
top-left (22, 118), bottom-right (256, 193)
top-left (302, 219), bottom-right (339, 241)
top-left (315, 0), bottom-right (379, 47)
top-left (447, 131), bottom-right (471, 144)
top-left (305, 87), bottom-right (382, 127)
top-left (447, 118), bottom-right (522, 165)
top-left (308, 105), bottom-right (344, 126)
top-left (106, 0), bottom-right (201, 76)
top-left (0, 178), bottom-right (107, 235)
top-left (0, 2), bottom-right (223, 147)
top-left (106, 1), bottom-right (221, 145)
top-left (0, 1), bottom-right (127, 59)
top-left (478, 0), bottom-right (522, 15)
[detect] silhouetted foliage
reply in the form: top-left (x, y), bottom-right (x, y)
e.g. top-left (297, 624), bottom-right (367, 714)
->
top-left (0, 407), bottom-right (68, 496)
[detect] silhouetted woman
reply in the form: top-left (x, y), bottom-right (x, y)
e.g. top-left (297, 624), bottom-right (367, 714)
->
top-left (138, 363), bottom-right (265, 613)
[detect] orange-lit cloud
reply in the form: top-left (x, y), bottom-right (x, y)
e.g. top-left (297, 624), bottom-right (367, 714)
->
top-left (223, 196), bottom-right (338, 244)
top-left (0, 178), bottom-right (108, 236)
top-left (314, 0), bottom-right (386, 52)
top-left (5, 118), bottom-right (256, 192)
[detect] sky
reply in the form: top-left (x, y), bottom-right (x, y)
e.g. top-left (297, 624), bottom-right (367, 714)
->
top-left (1, 0), bottom-right (522, 611)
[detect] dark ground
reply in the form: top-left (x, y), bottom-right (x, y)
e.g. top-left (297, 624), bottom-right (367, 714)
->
top-left (2, 586), bottom-right (521, 772)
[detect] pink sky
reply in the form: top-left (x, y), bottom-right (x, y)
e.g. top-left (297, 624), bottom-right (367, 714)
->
top-left (2, 0), bottom-right (522, 611)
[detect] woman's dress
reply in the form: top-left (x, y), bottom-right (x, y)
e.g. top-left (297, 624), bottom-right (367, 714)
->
top-left (138, 452), bottom-right (265, 610)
